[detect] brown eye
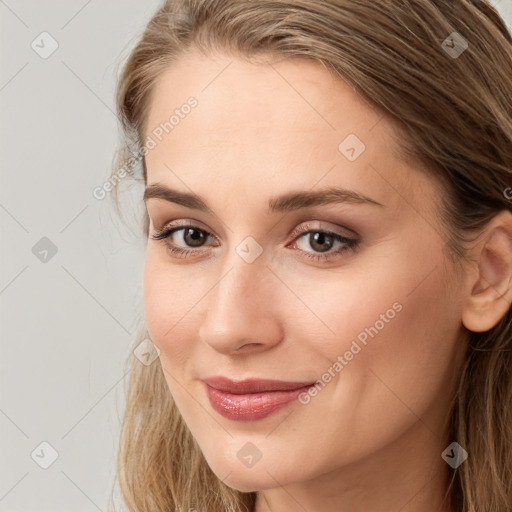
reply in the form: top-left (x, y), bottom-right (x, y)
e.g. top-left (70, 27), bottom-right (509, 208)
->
top-left (151, 224), bottom-right (217, 258)
top-left (181, 227), bottom-right (208, 247)
top-left (307, 232), bottom-right (335, 253)
top-left (151, 221), bottom-right (359, 263)
top-left (290, 223), bottom-right (359, 263)
top-left (152, 225), bottom-right (210, 247)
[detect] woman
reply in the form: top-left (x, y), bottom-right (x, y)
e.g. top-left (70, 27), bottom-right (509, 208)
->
top-left (110, 1), bottom-right (512, 511)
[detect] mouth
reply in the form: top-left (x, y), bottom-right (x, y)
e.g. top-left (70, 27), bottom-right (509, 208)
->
top-left (202, 376), bottom-right (318, 422)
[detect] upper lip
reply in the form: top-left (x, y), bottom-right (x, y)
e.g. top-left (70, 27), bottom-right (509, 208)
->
top-left (202, 376), bottom-right (317, 394)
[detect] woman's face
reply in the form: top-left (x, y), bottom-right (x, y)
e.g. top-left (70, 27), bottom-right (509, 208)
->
top-left (143, 49), bottom-right (468, 495)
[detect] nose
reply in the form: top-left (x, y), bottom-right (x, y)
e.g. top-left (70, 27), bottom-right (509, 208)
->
top-left (198, 253), bottom-right (284, 355)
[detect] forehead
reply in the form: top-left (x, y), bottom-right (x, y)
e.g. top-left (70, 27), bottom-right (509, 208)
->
top-left (145, 49), bottom-right (388, 138)
top-left (143, 49), bottom-right (436, 216)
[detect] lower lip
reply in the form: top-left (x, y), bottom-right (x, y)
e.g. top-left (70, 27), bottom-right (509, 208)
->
top-left (204, 384), bottom-right (314, 421)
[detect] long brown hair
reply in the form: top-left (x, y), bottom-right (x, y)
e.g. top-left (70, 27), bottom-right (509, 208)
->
top-left (109, 1), bottom-right (512, 511)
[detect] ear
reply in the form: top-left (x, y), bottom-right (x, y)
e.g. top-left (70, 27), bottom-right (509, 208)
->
top-left (461, 210), bottom-right (512, 333)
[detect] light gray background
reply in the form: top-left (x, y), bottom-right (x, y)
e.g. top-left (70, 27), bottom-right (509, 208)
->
top-left (1, 1), bottom-right (511, 511)
top-left (1, 1), bottom-right (161, 511)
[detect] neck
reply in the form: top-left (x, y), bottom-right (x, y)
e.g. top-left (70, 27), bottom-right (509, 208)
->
top-left (254, 418), bottom-right (455, 512)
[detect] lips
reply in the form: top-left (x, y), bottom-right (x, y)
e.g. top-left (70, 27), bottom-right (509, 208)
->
top-left (202, 376), bottom-right (317, 421)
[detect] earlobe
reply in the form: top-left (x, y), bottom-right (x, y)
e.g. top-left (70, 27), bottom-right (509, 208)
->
top-left (461, 211), bottom-right (512, 333)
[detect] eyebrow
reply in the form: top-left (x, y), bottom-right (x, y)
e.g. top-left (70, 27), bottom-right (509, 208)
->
top-left (143, 183), bottom-right (384, 213)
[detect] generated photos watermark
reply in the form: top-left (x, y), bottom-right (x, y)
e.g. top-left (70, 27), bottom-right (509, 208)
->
top-left (93, 96), bottom-right (198, 200)
top-left (298, 301), bottom-right (403, 405)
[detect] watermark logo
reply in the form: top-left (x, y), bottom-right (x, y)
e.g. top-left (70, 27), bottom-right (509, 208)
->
top-left (441, 32), bottom-right (468, 59)
top-left (133, 338), bottom-right (161, 366)
top-left (143, 97), bottom-right (198, 148)
top-left (441, 442), bottom-right (468, 469)
top-left (237, 442), bottom-right (263, 468)
top-left (32, 237), bottom-right (58, 263)
top-left (93, 97), bottom-right (198, 200)
top-left (236, 236), bottom-right (263, 263)
top-left (31, 441), bottom-right (59, 469)
top-left (31, 31), bottom-right (59, 59)
top-left (298, 301), bottom-right (403, 405)
top-left (338, 133), bottom-right (366, 162)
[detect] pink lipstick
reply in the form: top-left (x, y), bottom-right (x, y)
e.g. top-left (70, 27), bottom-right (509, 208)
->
top-left (202, 376), bottom-right (317, 421)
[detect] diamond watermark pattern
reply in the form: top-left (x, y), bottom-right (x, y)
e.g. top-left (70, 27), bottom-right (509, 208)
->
top-left (237, 442), bottom-right (263, 468)
top-left (441, 442), bottom-right (468, 468)
top-left (338, 133), bottom-right (366, 161)
top-left (236, 236), bottom-right (263, 264)
top-left (31, 32), bottom-right (59, 59)
top-left (134, 338), bottom-right (161, 366)
top-left (441, 32), bottom-right (468, 59)
top-left (32, 237), bottom-right (58, 263)
top-left (31, 441), bottom-right (59, 469)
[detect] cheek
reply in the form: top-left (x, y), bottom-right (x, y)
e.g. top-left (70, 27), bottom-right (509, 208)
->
top-left (322, 251), bottom-right (462, 427)
top-left (143, 253), bottom-right (169, 347)
top-left (300, 241), bottom-right (462, 408)
top-left (142, 249), bottom-right (197, 363)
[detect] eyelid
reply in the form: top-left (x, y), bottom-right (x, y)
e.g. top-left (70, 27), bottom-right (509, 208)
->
top-left (152, 219), bottom-right (357, 244)
top-left (151, 218), bottom-right (360, 266)
top-left (289, 221), bottom-right (358, 241)
top-left (155, 218), bottom-right (220, 241)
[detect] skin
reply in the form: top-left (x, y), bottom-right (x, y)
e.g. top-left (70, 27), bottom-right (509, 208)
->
top-left (142, 48), bottom-right (512, 512)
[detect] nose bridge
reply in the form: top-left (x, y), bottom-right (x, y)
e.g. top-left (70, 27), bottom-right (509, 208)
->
top-left (198, 245), bottom-right (282, 353)
top-left (219, 256), bottom-right (258, 306)
top-left (212, 231), bottom-right (270, 308)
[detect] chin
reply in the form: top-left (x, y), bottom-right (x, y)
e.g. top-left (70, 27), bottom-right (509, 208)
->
top-left (219, 471), bottom-right (278, 493)
top-left (206, 457), bottom-right (287, 492)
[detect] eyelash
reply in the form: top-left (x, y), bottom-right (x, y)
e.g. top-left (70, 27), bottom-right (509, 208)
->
top-left (150, 221), bottom-right (359, 263)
